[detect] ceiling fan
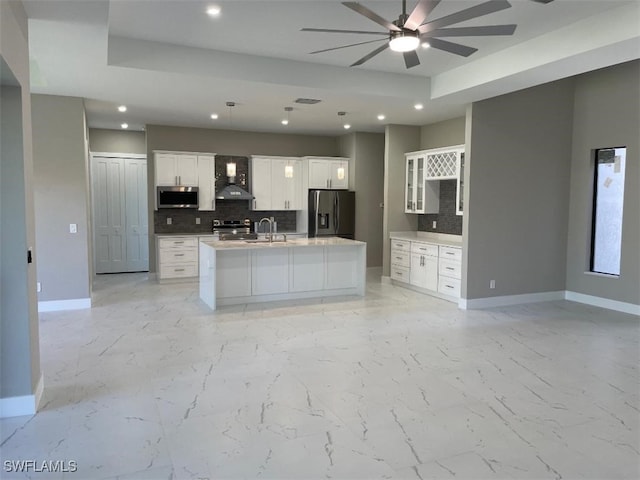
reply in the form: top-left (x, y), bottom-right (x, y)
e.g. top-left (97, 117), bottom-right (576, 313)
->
top-left (302, 0), bottom-right (552, 69)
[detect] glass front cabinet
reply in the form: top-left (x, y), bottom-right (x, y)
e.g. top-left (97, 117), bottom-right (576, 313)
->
top-left (405, 151), bottom-right (439, 214)
top-left (405, 153), bottom-right (425, 213)
top-left (456, 152), bottom-right (465, 216)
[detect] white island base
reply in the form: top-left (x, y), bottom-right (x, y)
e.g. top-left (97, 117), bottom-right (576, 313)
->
top-left (199, 237), bottom-right (366, 310)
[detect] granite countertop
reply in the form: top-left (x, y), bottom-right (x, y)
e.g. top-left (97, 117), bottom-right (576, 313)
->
top-left (390, 231), bottom-right (462, 248)
top-left (156, 231), bottom-right (305, 238)
top-left (201, 236), bottom-right (365, 250)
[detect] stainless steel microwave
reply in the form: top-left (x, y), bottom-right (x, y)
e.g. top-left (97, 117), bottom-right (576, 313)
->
top-left (157, 186), bottom-right (199, 208)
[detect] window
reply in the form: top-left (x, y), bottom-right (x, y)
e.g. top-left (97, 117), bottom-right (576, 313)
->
top-left (590, 147), bottom-right (626, 276)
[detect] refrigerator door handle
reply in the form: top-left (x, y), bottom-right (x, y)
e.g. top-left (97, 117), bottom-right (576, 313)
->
top-left (314, 190), bottom-right (321, 237)
top-left (334, 193), bottom-right (339, 234)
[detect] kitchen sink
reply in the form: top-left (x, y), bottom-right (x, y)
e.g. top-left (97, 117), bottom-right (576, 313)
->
top-left (244, 238), bottom-right (287, 244)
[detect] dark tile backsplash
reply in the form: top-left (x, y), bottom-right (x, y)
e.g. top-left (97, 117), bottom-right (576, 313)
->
top-left (418, 179), bottom-right (462, 235)
top-left (154, 207), bottom-right (297, 234)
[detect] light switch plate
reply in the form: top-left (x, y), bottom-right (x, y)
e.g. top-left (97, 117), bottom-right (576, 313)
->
top-left (195, 218), bottom-right (201, 225)
top-left (69, 223), bottom-right (77, 233)
top-left (167, 217), bottom-right (172, 225)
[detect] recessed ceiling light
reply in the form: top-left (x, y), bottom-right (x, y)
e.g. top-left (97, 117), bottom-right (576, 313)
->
top-left (121, 123), bottom-right (128, 129)
top-left (414, 103), bottom-right (424, 110)
top-left (118, 105), bottom-right (127, 112)
top-left (421, 42), bottom-right (431, 49)
top-left (281, 119), bottom-right (289, 125)
top-left (206, 5), bottom-right (221, 16)
top-left (210, 113), bottom-right (218, 120)
top-left (343, 124), bottom-right (351, 130)
top-left (377, 114), bottom-right (386, 121)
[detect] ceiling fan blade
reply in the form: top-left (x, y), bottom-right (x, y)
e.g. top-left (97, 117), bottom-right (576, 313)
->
top-left (404, 0), bottom-right (441, 30)
top-left (301, 28), bottom-right (388, 36)
top-left (422, 24), bottom-right (516, 38)
top-left (350, 43), bottom-right (389, 66)
top-left (310, 38), bottom-right (386, 55)
top-left (419, 0), bottom-right (512, 34)
top-left (403, 50), bottom-right (420, 69)
top-left (425, 37), bottom-right (478, 57)
top-left (531, 0), bottom-right (554, 3)
top-left (342, 2), bottom-right (401, 32)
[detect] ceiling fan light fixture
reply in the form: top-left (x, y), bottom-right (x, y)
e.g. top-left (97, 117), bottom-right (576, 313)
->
top-left (389, 31), bottom-right (420, 53)
top-left (421, 41), bottom-right (430, 49)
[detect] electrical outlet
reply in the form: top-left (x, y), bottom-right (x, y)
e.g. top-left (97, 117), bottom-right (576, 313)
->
top-left (490, 280), bottom-right (496, 289)
top-left (69, 223), bottom-right (77, 233)
top-left (195, 217), bottom-right (201, 225)
top-left (167, 217), bottom-right (172, 225)
top-left (432, 221), bottom-right (437, 229)
top-left (37, 282), bottom-right (42, 293)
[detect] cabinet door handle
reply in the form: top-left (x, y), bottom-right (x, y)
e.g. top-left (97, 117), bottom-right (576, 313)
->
top-left (174, 253), bottom-right (185, 257)
top-left (174, 268), bottom-right (185, 272)
top-left (446, 267), bottom-right (455, 271)
top-left (445, 285), bottom-right (454, 289)
top-left (395, 256), bottom-right (402, 260)
top-left (174, 241), bottom-right (184, 244)
top-left (178, 175), bottom-right (181, 185)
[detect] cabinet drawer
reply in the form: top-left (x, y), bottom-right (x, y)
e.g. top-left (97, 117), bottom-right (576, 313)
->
top-left (438, 276), bottom-right (461, 297)
top-left (391, 266), bottom-right (410, 283)
top-left (390, 239), bottom-right (410, 252)
top-left (439, 246), bottom-right (462, 262)
top-left (159, 263), bottom-right (198, 279)
top-left (158, 237), bottom-right (198, 249)
top-left (159, 249), bottom-right (197, 264)
top-left (411, 242), bottom-right (438, 256)
top-left (390, 250), bottom-right (410, 268)
top-left (439, 258), bottom-right (461, 279)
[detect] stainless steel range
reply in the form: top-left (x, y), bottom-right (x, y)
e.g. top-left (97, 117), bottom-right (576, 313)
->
top-left (213, 219), bottom-right (258, 241)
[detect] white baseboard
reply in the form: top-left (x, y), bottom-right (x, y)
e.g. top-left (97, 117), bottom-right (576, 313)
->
top-left (565, 291), bottom-right (640, 316)
top-left (0, 374), bottom-right (43, 418)
top-left (460, 291), bottom-right (565, 310)
top-left (380, 275), bottom-right (392, 285)
top-left (38, 297), bottom-right (91, 312)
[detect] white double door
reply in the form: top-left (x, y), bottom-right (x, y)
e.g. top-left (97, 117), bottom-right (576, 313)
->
top-left (92, 154), bottom-right (148, 273)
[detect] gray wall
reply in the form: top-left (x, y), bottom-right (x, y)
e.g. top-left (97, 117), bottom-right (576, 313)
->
top-left (464, 79), bottom-right (574, 300)
top-left (146, 124), bottom-right (340, 273)
top-left (339, 132), bottom-right (385, 267)
top-left (420, 117), bottom-right (466, 150)
top-left (566, 60), bottom-right (640, 305)
top-left (382, 125), bottom-right (420, 276)
top-left (32, 94), bottom-right (91, 302)
top-left (89, 128), bottom-right (146, 154)
top-left (0, 0), bottom-right (41, 403)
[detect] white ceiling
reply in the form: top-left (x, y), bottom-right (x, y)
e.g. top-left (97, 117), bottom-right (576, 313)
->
top-left (24, 0), bottom-right (640, 135)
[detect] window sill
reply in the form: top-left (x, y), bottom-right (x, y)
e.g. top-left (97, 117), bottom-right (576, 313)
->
top-left (584, 271), bottom-right (620, 280)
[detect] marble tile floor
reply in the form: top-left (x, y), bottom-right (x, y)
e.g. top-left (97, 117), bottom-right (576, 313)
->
top-left (1, 271), bottom-right (638, 480)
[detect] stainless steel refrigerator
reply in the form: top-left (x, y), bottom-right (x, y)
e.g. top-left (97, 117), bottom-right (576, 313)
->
top-left (308, 189), bottom-right (355, 239)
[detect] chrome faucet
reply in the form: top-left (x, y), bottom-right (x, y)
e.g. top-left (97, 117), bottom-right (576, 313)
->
top-left (258, 217), bottom-right (273, 243)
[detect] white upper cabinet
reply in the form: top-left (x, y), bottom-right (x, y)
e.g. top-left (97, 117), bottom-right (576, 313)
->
top-left (405, 151), bottom-right (439, 214)
top-left (197, 155), bottom-right (215, 211)
top-left (306, 157), bottom-right (349, 189)
top-left (271, 158), bottom-right (302, 210)
top-left (251, 156), bottom-right (302, 211)
top-left (424, 145), bottom-right (463, 180)
top-left (154, 152), bottom-right (199, 186)
top-left (251, 157), bottom-right (272, 211)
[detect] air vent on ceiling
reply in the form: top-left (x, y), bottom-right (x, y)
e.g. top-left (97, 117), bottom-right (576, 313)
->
top-left (294, 98), bottom-right (321, 105)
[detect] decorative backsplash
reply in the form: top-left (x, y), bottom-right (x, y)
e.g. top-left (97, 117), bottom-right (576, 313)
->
top-left (418, 180), bottom-right (462, 235)
top-left (154, 208), bottom-right (297, 234)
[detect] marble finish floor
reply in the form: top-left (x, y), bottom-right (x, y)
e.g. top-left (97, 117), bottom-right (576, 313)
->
top-left (1, 272), bottom-right (639, 480)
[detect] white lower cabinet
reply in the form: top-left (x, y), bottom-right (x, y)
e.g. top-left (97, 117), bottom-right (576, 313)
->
top-left (289, 247), bottom-right (325, 292)
top-left (216, 250), bottom-right (251, 298)
top-left (157, 236), bottom-right (198, 280)
top-left (438, 246), bottom-right (462, 297)
top-left (326, 246), bottom-right (359, 290)
top-left (252, 249), bottom-right (289, 295)
top-left (390, 236), bottom-right (462, 302)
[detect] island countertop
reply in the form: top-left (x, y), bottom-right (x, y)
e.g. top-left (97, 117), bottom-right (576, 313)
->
top-left (201, 236), bottom-right (365, 250)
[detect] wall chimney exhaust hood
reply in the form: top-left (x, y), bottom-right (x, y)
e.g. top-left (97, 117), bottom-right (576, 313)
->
top-left (215, 161), bottom-right (254, 200)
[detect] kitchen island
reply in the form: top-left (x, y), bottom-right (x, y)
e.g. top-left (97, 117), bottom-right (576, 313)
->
top-left (199, 237), bottom-right (366, 310)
